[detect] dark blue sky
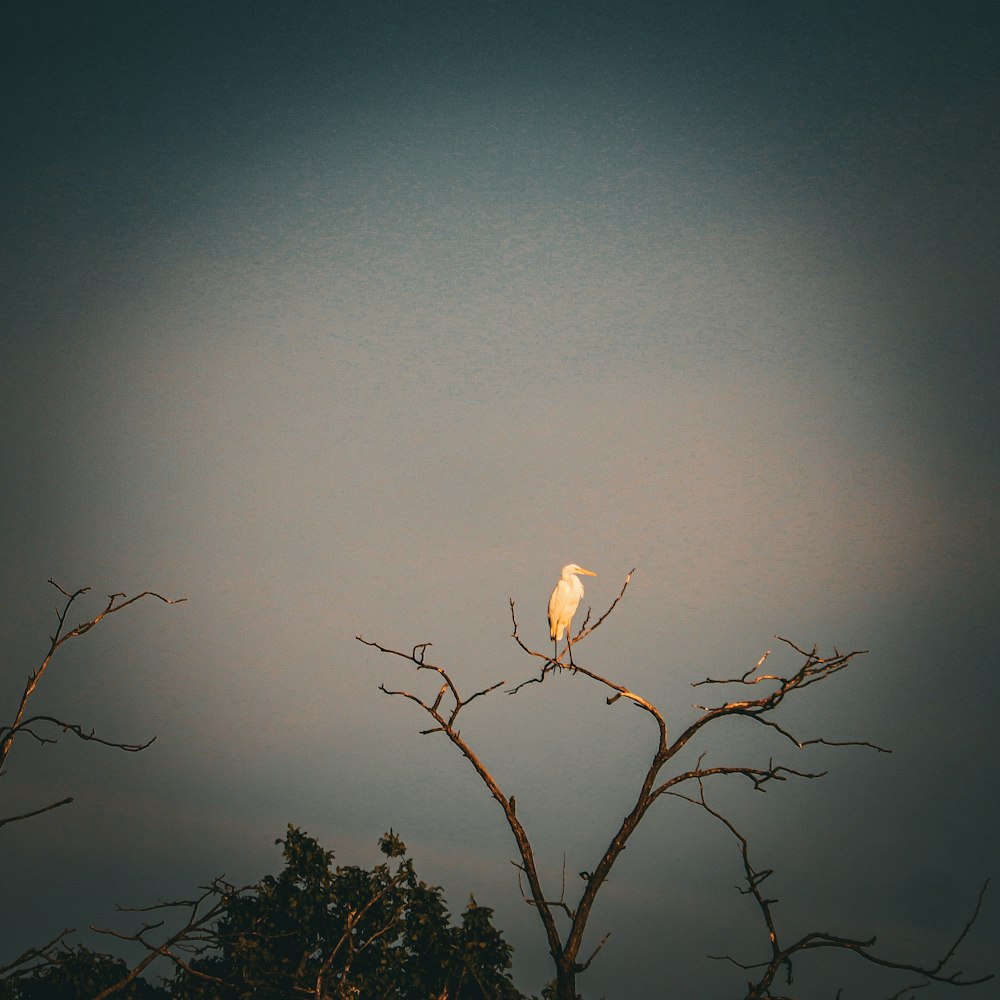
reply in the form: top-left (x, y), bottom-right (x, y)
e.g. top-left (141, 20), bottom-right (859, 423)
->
top-left (2, 3), bottom-right (998, 996)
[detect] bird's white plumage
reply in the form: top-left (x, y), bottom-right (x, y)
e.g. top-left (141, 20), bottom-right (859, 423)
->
top-left (548, 563), bottom-right (597, 646)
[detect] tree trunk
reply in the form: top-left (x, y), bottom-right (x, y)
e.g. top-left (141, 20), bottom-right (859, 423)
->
top-left (555, 960), bottom-right (578, 1000)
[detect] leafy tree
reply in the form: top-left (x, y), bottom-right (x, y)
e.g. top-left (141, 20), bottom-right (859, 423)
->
top-left (5, 826), bottom-right (524, 999)
top-left (62, 826), bottom-right (524, 1000)
top-left (0, 946), bottom-right (168, 1000)
top-left (168, 825), bottom-right (523, 999)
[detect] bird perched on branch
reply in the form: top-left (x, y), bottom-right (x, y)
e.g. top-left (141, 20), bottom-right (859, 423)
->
top-left (548, 563), bottom-right (597, 667)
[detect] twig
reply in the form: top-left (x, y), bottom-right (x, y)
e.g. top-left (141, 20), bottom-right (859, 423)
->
top-left (1, 581), bottom-right (184, 774)
top-left (674, 784), bottom-right (994, 997)
top-left (0, 928), bottom-right (75, 977)
top-left (0, 796), bottom-right (73, 830)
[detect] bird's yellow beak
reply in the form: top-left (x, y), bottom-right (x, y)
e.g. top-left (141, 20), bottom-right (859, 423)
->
top-left (579, 568), bottom-right (597, 576)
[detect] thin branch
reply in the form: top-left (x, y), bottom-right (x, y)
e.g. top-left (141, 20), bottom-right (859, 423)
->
top-left (5, 715), bottom-right (155, 752)
top-left (654, 759), bottom-right (827, 800)
top-left (832, 879), bottom-right (993, 987)
top-left (577, 931), bottom-right (612, 973)
top-left (508, 601), bottom-right (560, 675)
top-left (515, 855), bottom-right (578, 923)
top-left (800, 735), bottom-right (891, 754)
top-left (675, 784), bottom-right (994, 996)
top-left (0, 796), bottom-right (73, 830)
top-left (0, 928), bottom-right (75, 977)
top-left (1, 581), bottom-right (184, 773)
top-left (571, 569), bottom-right (634, 644)
top-left (90, 879), bottom-right (245, 1000)
top-left (669, 645), bottom-right (879, 773)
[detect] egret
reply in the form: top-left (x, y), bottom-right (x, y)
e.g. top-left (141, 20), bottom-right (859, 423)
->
top-left (547, 563), bottom-right (597, 667)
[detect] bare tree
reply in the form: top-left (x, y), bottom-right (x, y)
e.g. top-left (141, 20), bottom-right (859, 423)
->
top-left (1, 579), bottom-right (184, 981)
top-left (358, 569), bottom-right (992, 999)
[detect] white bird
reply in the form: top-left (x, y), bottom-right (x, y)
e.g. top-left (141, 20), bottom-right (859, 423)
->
top-left (548, 563), bottom-right (597, 667)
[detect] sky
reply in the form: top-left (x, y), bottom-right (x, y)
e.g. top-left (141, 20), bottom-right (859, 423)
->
top-left (2, 1), bottom-right (998, 996)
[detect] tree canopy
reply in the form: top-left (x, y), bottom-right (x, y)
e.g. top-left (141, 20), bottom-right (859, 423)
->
top-left (1, 826), bottom-right (526, 1000)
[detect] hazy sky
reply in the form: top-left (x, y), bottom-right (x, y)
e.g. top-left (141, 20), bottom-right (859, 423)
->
top-left (2, 3), bottom-right (997, 996)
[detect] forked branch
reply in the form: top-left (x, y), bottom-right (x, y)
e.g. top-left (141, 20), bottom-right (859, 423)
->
top-left (674, 782), bottom-right (993, 997)
top-left (361, 569), bottom-right (990, 1000)
top-left (91, 878), bottom-right (245, 999)
top-left (357, 632), bottom-right (568, 974)
top-left (0, 929), bottom-right (75, 979)
top-left (2, 581), bottom-right (185, 772)
top-left (1, 580), bottom-right (185, 830)
top-left (358, 636), bottom-right (506, 732)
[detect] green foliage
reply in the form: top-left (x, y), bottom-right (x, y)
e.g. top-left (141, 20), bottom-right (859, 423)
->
top-left (0, 946), bottom-right (168, 1000)
top-left (3, 826), bottom-right (526, 999)
top-left (171, 824), bottom-right (525, 999)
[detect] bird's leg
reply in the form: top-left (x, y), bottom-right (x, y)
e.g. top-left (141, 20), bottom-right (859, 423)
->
top-left (552, 638), bottom-right (561, 672)
top-left (567, 635), bottom-right (575, 670)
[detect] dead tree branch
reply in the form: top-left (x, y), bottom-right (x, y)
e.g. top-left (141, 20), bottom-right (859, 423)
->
top-left (1, 580), bottom-right (185, 828)
top-left (357, 632), bottom-right (567, 982)
top-left (0, 796), bottom-right (74, 831)
top-left (3, 715), bottom-right (156, 753)
top-left (360, 568), bottom-right (990, 1000)
top-left (674, 782), bottom-right (993, 997)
